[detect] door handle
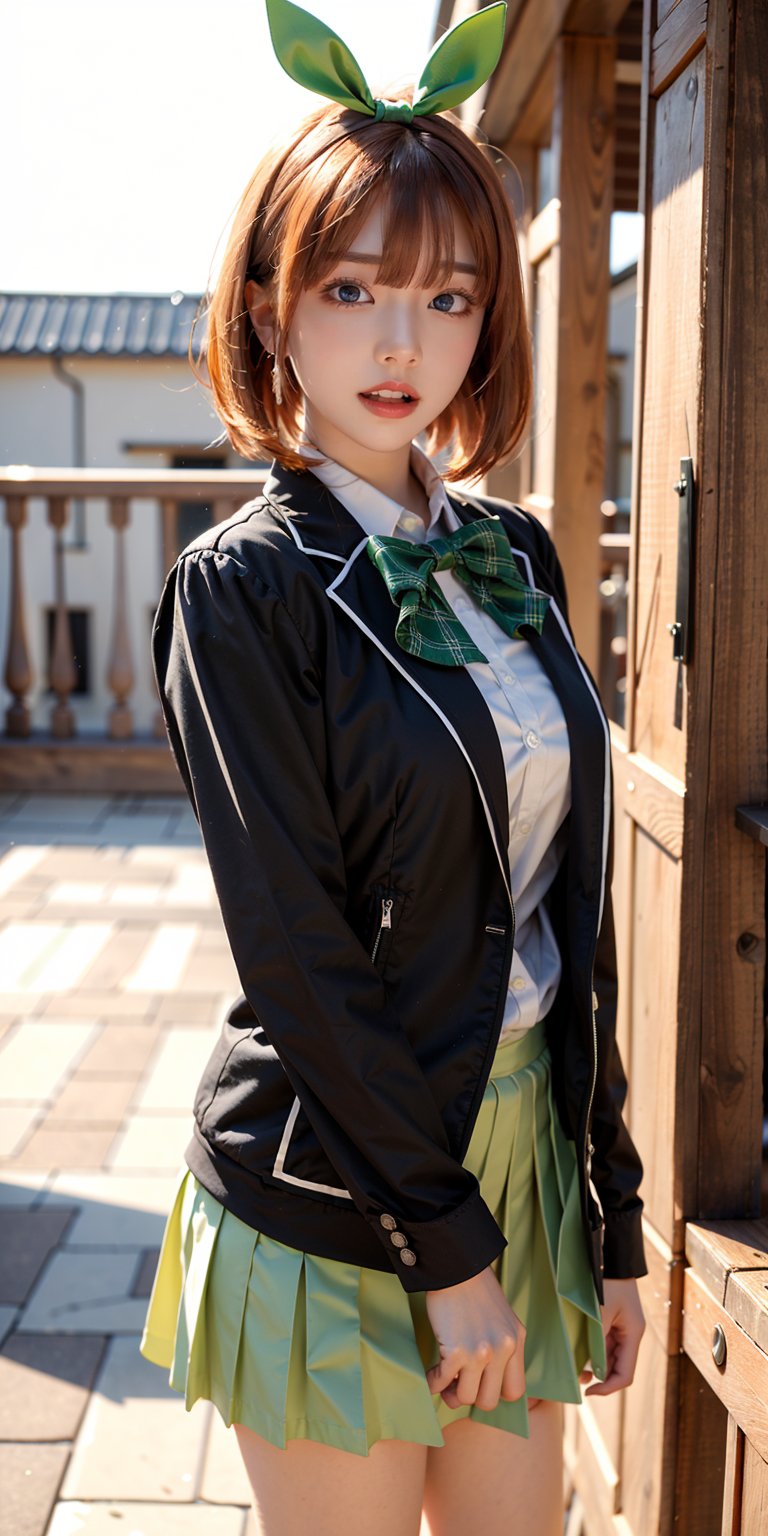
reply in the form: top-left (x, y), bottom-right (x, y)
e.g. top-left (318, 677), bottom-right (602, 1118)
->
top-left (666, 457), bottom-right (695, 730)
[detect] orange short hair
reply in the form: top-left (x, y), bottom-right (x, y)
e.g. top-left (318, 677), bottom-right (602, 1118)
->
top-left (192, 96), bottom-right (531, 484)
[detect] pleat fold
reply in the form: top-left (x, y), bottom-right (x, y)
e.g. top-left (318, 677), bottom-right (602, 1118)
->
top-left (139, 1019), bottom-right (607, 1457)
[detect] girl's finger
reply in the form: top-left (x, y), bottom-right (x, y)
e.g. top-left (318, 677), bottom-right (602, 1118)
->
top-left (500, 1345), bottom-right (526, 1402)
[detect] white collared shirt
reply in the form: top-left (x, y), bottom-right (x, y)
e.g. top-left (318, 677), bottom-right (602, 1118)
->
top-left (299, 438), bottom-right (572, 1042)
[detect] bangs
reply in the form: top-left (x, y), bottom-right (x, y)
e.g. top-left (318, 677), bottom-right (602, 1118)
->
top-left (282, 124), bottom-right (499, 306)
top-left (199, 99), bottom-right (532, 483)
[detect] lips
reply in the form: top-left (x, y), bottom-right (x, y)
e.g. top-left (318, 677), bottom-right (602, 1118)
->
top-left (359, 379), bottom-right (421, 402)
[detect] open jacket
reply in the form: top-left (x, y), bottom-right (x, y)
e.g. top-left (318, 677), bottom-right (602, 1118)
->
top-left (151, 457), bottom-right (647, 1302)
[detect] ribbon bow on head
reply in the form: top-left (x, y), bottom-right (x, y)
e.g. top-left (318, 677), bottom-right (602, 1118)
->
top-left (265, 0), bottom-right (507, 124)
top-left (367, 517), bottom-right (551, 667)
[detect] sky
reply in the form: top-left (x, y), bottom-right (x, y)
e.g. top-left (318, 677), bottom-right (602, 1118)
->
top-left (3, 0), bottom-right (641, 297)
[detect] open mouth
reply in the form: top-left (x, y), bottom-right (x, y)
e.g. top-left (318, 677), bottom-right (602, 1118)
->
top-left (360, 389), bottom-right (418, 402)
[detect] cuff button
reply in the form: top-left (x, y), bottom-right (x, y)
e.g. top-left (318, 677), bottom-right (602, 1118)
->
top-left (380, 1214), bottom-right (397, 1231)
top-left (399, 1248), bottom-right (417, 1265)
top-left (390, 1231), bottom-right (408, 1248)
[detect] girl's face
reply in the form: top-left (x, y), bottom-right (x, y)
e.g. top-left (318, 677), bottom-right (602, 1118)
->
top-left (284, 198), bottom-right (486, 470)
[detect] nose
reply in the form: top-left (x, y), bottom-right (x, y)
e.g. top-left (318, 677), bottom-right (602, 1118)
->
top-left (373, 298), bottom-right (422, 370)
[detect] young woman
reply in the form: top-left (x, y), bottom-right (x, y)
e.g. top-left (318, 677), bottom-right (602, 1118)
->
top-left (139, 3), bottom-right (647, 1532)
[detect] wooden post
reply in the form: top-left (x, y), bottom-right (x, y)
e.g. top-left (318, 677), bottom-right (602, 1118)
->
top-left (48, 495), bottom-right (78, 738)
top-left (3, 495), bottom-right (33, 737)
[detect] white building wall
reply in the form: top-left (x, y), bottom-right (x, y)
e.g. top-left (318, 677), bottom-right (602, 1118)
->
top-left (0, 355), bottom-right (243, 735)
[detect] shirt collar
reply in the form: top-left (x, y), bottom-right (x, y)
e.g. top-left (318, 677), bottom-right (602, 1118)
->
top-left (296, 435), bottom-right (460, 543)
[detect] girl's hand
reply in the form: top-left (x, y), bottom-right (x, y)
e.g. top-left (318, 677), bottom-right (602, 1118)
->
top-left (579, 1276), bottom-right (646, 1396)
top-left (425, 1265), bottom-right (526, 1411)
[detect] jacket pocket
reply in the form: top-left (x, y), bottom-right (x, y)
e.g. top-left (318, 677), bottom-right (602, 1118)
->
top-left (366, 882), bottom-right (408, 978)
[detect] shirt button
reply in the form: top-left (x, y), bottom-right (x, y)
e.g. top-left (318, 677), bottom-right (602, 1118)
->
top-left (524, 730), bottom-right (540, 749)
top-left (512, 976), bottom-right (525, 991)
top-left (399, 1248), bottom-right (417, 1265)
top-left (380, 1214), bottom-right (397, 1231)
top-left (503, 674), bottom-right (513, 684)
top-left (390, 1231), bottom-right (408, 1248)
top-left (519, 822), bottom-right (531, 835)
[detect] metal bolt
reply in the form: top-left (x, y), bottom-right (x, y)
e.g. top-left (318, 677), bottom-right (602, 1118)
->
top-left (712, 1324), bottom-right (727, 1367)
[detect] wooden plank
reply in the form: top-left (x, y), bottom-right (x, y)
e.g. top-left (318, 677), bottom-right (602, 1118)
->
top-left (528, 197), bottom-right (561, 265)
top-left (651, 0), bottom-right (707, 96)
top-left (673, 1352), bottom-right (728, 1535)
top-left (612, 746), bottom-right (685, 860)
top-left (682, 1269), bottom-right (768, 1460)
top-left (550, 32), bottom-right (616, 672)
top-left (632, 49), bottom-right (704, 782)
top-left (0, 741), bottom-right (183, 795)
top-left (742, 1436), bottom-right (768, 1532)
top-left (628, 823), bottom-right (682, 1246)
top-left (640, 1218), bottom-right (685, 1354)
top-left (726, 1273), bottom-right (768, 1358)
top-left (482, 0), bottom-right (571, 144)
top-left (692, 0), bottom-right (768, 1219)
top-left (720, 1418), bottom-right (744, 1536)
top-left (685, 1219), bottom-right (768, 1305)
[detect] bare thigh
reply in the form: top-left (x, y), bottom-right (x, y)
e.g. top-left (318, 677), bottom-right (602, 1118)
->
top-left (233, 1421), bottom-right (428, 1536)
top-left (420, 1399), bottom-right (565, 1536)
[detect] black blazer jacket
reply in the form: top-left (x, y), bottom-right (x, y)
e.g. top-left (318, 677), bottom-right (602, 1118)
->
top-left (151, 456), bottom-right (648, 1302)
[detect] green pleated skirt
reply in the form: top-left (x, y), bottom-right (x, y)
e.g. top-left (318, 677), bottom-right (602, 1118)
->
top-left (139, 1015), bottom-right (606, 1456)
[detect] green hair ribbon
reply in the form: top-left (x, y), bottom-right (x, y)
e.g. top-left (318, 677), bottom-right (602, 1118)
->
top-left (264, 0), bottom-right (507, 124)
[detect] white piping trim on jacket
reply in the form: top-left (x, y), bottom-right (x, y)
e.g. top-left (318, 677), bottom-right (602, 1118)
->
top-left (326, 539), bottom-right (514, 913)
top-left (509, 546), bottom-right (611, 934)
top-left (272, 1094), bottom-right (354, 1199)
top-left (271, 507), bottom-right (347, 564)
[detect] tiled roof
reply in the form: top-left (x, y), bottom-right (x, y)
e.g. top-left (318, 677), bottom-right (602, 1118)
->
top-left (0, 293), bottom-right (207, 358)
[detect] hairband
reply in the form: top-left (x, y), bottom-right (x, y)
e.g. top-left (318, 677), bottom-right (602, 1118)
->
top-left (264, 0), bottom-right (507, 125)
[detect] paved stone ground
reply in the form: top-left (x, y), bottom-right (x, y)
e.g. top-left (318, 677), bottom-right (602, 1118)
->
top-left (0, 791), bottom-right (259, 1536)
top-left (0, 789), bottom-right (581, 1536)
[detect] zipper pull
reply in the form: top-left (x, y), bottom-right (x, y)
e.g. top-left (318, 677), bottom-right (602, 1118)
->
top-left (381, 898), bottom-right (393, 929)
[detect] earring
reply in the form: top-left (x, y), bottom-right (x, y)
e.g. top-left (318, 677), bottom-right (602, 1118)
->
top-left (270, 355), bottom-right (283, 406)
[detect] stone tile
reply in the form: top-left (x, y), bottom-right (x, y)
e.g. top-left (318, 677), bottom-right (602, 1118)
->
top-left (0, 795), bottom-right (114, 827)
top-left (120, 924), bottom-right (199, 994)
top-left (0, 1332), bottom-right (106, 1441)
top-left (0, 1022), bottom-right (99, 1100)
top-left (75, 1022), bottom-right (162, 1077)
top-left (78, 926), bottom-right (161, 992)
top-left (179, 953), bottom-right (241, 995)
top-left (17, 1250), bottom-right (149, 1334)
top-left (47, 1074), bottom-right (138, 1125)
top-left (107, 1114), bottom-right (193, 1173)
top-left (0, 1308), bottom-right (18, 1346)
top-left (0, 1104), bottom-right (46, 1158)
top-left (47, 1502), bottom-right (248, 1535)
top-left (0, 922), bottom-right (114, 993)
top-left (0, 897), bottom-right (46, 920)
top-left (0, 1206), bottom-right (77, 1305)
top-left (0, 1173), bottom-right (51, 1206)
top-left (0, 992), bottom-right (43, 1017)
top-left (131, 1248), bottom-right (161, 1298)
top-left (8, 1123), bottom-right (118, 1173)
top-left (0, 846), bottom-right (50, 898)
top-left (42, 1171), bottom-right (182, 1248)
top-left (198, 1406), bottom-right (253, 1506)
top-left (39, 993), bottom-right (156, 1020)
top-left (60, 1335), bottom-right (212, 1500)
top-left (133, 1028), bottom-right (218, 1113)
top-left (43, 882), bottom-right (109, 907)
top-left (154, 994), bottom-right (229, 1027)
top-left (0, 1442), bottom-right (71, 1536)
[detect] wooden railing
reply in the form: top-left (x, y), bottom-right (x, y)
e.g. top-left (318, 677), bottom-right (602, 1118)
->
top-left (0, 468), bottom-right (266, 793)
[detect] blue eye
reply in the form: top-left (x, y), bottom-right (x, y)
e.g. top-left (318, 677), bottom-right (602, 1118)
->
top-left (322, 280), bottom-right (373, 307)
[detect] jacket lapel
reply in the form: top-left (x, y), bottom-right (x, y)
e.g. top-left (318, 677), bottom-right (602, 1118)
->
top-left (261, 461), bottom-right (610, 928)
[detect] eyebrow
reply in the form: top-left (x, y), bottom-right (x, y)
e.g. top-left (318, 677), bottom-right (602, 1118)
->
top-left (340, 250), bottom-right (478, 276)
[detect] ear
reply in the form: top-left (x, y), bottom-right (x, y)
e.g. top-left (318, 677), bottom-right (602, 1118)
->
top-left (245, 279), bottom-right (276, 354)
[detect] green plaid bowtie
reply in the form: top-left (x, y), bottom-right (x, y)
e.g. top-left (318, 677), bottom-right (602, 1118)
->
top-left (366, 516), bottom-right (551, 666)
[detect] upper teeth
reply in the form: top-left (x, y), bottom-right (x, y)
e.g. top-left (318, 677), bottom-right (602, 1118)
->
top-left (368, 389), bottom-right (410, 399)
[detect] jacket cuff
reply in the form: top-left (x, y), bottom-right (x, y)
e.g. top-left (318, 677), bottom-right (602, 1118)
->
top-left (602, 1205), bottom-right (648, 1279)
top-left (367, 1187), bottom-right (507, 1293)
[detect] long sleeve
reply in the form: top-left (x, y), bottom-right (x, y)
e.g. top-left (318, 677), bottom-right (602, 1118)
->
top-left (151, 546), bottom-right (508, 1292)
